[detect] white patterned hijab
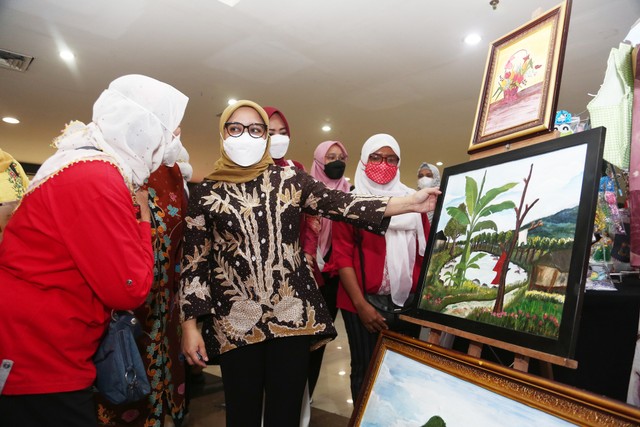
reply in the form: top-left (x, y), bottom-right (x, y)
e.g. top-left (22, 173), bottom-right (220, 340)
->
top-left (29, 74), bottom-right (189, 191)
top-left (353, 133), bottom-right (426, 306)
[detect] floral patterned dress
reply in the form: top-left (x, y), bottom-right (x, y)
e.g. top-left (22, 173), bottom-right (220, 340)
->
top-left (179, 165), bottom-right (389, 355)
top-left (96, 164), bottom-right (187, 427)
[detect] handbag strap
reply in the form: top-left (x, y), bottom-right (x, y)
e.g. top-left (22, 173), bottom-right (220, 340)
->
top-left (353, 228), bottom-right (368, 296)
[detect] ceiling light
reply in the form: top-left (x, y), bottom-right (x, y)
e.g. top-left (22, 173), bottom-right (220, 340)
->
top-left (464, 34), bottom-right (482, 46)
top-left (347, 399), bottom-right (353, 404)
top-left (489, 0), bottom-right (499, 10)
top-left (336, 345), bottom-right (343, 349)
top-left (321, 125), bottom-right (331, 132)
top-left (338, 370), bottom-right (346, 376)
top-left (436, 161), bottom-right (443, 166)
top-left (227, 99), bottom-right (238, 106)
top-left (2, 117), bottom-right (19, 124)
top-left (217, 0), bottom-right (241, 6)
top-left (59, 50), bottom-right (75, 61)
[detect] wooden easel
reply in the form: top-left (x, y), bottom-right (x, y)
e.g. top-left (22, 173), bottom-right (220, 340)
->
top-left (401, 315), bottom-right (578, 377)
top-left (406, 129), bottom-right (577, 377)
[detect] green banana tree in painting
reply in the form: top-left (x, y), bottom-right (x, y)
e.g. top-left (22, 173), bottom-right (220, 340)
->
top-left (446, 172), bottom-right (517, 286)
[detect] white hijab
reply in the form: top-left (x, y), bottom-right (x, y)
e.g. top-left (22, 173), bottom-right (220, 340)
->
top-left (353, 133), bottom-right (426, 306)
top-left (29, 74), bottom-right (189, 192)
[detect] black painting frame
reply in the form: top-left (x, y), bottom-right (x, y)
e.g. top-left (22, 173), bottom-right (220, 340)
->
top-left (406, 127), bottom-right (605, 359)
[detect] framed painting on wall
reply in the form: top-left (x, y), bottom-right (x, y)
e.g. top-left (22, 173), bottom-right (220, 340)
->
top-left (406, 127), bottom-right (605, 359)
top-left (468, 0), bottom-right (571, 153)
top-left (350, 330), bottom-right (640, 426)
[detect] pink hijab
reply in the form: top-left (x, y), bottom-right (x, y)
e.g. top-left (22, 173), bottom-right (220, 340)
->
top-left (310, 140), bottom-right (350, 260)
top-left (263, 106), bottom-right (291, 167)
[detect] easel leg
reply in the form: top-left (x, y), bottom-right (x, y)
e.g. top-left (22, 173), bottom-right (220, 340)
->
top-left (468, 341), bottom-right (483, 358)
top-left (513, 354), bottom-right (530, 372)
top-left (427, 329), bottom-right (442, 345)
top-left (539, 361), bottom-right (554, 380)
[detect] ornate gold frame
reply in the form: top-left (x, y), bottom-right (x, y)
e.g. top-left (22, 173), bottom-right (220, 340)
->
top-left (468, 0), bottom-right (571, 153)
top-left (350, 330), bottom-right (640, 426)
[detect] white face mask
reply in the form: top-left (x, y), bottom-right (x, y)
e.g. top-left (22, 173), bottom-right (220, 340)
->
top-left (418, 176), bottom-right (435, 189)
top-left (269, 134), bottom-right (290, 159)
top-left (223, 133), bottom-right (267, 167)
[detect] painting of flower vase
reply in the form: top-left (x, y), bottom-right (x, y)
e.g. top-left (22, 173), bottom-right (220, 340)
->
top-left (469, 1), bottom-right (571, 152)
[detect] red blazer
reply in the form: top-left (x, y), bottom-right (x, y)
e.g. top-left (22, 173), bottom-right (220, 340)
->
top-left (0, 161), bottom-right (153, 394)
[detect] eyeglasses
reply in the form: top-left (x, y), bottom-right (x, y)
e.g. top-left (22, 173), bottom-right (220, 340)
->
top-left (325, 153), bottom-right (347, 162)
top-left (224, 122), bottom-right (267, 139)
top-left (368, 153), bottom-right (399, 166)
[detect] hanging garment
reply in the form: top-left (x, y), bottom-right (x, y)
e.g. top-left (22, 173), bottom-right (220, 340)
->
top-left (588, 42), bottom-right (634, 170)
top-left (629, 47), bottom-right (640, 268)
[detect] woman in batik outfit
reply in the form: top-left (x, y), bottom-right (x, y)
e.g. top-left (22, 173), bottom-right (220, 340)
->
top-left (178, 100), bottom-right (440, 427)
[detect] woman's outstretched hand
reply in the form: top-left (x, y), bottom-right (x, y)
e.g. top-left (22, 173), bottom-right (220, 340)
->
top-left (384, 187), bottom-right (441, 217)
top-left (409, 187), bottom-right (441, 213)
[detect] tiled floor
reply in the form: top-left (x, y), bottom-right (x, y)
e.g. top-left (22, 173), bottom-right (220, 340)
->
top-left (186, 312), bottom-right (354, 426)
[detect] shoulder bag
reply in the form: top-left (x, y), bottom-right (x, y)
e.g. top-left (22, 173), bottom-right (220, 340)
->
top-left (353, 229), bottom-right (416, 329)
top-left (93, 310), bottom-right (151, 404)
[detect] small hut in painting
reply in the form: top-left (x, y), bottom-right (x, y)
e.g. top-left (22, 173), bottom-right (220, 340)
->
top-left (528, 249), bottom-right (571, 294)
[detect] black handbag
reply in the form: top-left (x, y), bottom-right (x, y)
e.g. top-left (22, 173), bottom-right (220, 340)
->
top-left (364, 293), bottom-right (416, 319)
top-left (354, 229), bottom-right (415, 329)
top-left (93, 311), bottom-right (151, 404)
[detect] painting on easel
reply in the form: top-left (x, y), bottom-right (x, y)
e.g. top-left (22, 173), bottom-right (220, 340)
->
top-left (408, 128), bottom-right (605, 358)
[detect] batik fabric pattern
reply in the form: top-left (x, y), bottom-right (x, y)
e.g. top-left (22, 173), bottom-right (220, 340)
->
top-left (179, 165), bottom-right (389, 356)
top-left (97, 164), bottom-right (187, 427)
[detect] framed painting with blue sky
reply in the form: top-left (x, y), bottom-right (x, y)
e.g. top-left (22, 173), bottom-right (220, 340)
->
top-left (407, 127), bottom-right (605, 359)
top-left (350, 331), bottom-right (640, 426)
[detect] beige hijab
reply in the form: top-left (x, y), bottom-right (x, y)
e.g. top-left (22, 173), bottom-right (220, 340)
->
top-left (205, 100), bottom-right (273, 183)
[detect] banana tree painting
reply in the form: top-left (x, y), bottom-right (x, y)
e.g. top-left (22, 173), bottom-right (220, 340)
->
top-left (446, 171), bottom-right (517, 287)
top-left (411, 128), bottom-right (605, 359)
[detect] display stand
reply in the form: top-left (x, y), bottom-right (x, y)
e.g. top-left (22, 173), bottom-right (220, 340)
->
top-left (401, 315), bottom-right (577, 376)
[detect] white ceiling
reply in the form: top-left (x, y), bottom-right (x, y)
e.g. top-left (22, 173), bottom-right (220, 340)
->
top-left (0, 0), bottom-right (638, 182)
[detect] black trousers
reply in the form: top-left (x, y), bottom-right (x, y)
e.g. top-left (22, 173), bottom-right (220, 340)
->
top-left (219, 335), bottom-right (311, 427)
top-left (307, 274), bottom-right (339, 397)
top-left (341, 309), bottom-right (420, 402)
top-left (0, 387), bottom-right (96, 427)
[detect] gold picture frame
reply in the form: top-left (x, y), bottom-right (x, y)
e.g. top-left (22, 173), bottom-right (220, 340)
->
top-left (350, 330), bottom-right (640, 427)
top-left (468, 0), bottom-right (571, 153)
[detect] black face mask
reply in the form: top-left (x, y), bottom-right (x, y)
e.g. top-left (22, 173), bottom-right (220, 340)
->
top-left (324, 160), bottom-right (346, 179)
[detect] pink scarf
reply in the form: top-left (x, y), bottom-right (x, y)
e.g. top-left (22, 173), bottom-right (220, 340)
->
top-left (310, 140), bottom-right (350, 259)
top-left (264, 106), bottom-right (291, 167)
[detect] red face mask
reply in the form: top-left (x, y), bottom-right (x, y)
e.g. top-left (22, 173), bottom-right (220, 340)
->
top-left (364, 161), bottom-right (397, 184)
